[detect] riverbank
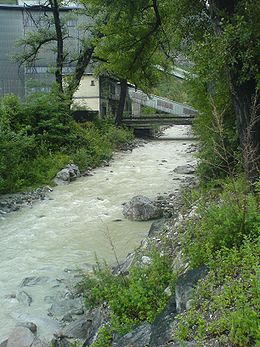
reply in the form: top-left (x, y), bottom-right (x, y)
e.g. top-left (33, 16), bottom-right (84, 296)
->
top-left (0, 138), bottom-right (149, 217)
top-left (73, 173), bottom-right (259, 346)
top-left (0, 125), bottom-right (197, 344)
top-left (3, 123), bottom-right (257, 347)
top-left (0, 173), bottom-right (197, 347)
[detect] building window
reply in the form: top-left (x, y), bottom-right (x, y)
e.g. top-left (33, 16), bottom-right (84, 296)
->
top-left (25, 66), bottom-right (49, 74)
top-left (90, 80), bottom-right (95, 86)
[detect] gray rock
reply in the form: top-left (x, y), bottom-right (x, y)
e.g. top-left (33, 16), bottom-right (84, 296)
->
top-left (0, 187), bottom-right (52, 216)
top-left (20, 276), bottom-right (49, 287)
top-left (173, 165), bottom-right (195, 175)
top-left (81, 306), bottom-right (108, 346)
top-left (148, 218), bottom-right (166, 237)
top-left (175, 266), bottom-right (208, 313)
top-left (0, 339), bottom-right (8, 347)
top-left (16, 291), bottom-right (32, 306)
top-left (54, 164), bottom-right (80, 185)
top-left (16, 322), bottom-right (37, 334)
top-left (7, 326), bottom-right (35, 347)
top-left (123, 196), bottom-right (163, 221)
top-left (113, 322), bottom-right (151, 347)
top-left (61, 313), bottom-right (73, 323)
top-left (160, 342), bottom-right (196, 347)
top-left (149, 295), bottom-right (177, 347)
top-left (48, 297), bottom-right (84, 320)
top-left (141, 256), bottom-right (151, 265)
top-left (113, 253), bottom-right (135, 275)
top-left (50, 337), bottom-right (70, 347)
top-left (54, 169), bottom-right (70, 184)
top-left (61, 316), bottom-right (92, 339)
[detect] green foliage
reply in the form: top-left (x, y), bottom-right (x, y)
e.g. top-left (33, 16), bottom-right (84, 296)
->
top-left (22, 90), bottom-right (74, 151)
top-left (83, 0), bottom-right (171, 92)
top-left (0, 126), bottom-right (36, 192)
top-left (183, 177), bottom-right (260, 267)
top-left (81, 249), bottom-right (176, 336)
top-left (175, 236), bottom-right (260, 346)
top-left (90, 325), bottom-right (113, 347)
top-left (163, 0), bottom-right (259, 181)
top-left (70, 120), bottom-right (133, 171)
top-left (0, 92), bottom-right (133, 193)
top-left (152, 72), bottom-right (190, 104)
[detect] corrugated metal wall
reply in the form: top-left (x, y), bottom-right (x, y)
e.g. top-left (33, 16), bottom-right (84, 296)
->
top-left (0, 4), bottom-right (82, 98)
top-left (0, 6), bottom-right (25, 97)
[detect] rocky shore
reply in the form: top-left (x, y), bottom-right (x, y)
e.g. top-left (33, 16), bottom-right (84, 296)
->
top-left (0, 186), bottom-right (53, 216)
top-left (0, 131), bottom-right (201, 347)
top-left (0, 139), bottom-right (148, 218)
top-left (1, 149), bottom-right (200, 347)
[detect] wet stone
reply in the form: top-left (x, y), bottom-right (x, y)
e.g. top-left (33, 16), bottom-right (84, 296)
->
top-left (48, 297), bottom-right (84, 320)
top-left (20, 276), bottom-right (50, 287)
top-left (16, 322), bottom-right (37, 334)
top-left (16, 291), bottom-right (32, 306)
top-left (7, 326), bottom-right (35, 347)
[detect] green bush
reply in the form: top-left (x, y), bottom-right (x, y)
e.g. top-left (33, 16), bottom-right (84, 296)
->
top-left (0, 125), bottom-right (36, 193)
top-left (175, 236), bottom-right (260, 346)
top-left (90, 325), bottom-right (113, 347)
top-left (81, 249), bottom-right (176, 336)
top-left (95, 119), bottom-right (134, 146)
top-left (20, 152), bottom-right (70, 188)
top-left (0, 92), bottom-right (134, 193)
top-left (183, 178), bottom-right (260, 267)
top-left (0, 94), bottom-right (24, 132)
top-left (22, 91), bottom-right (74, 151)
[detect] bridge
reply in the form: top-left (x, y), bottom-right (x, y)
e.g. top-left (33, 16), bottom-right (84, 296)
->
top-left (122, 114), bottom-right (195, 136)
top-left (128, 87), bottom-right (197, 116)
top-left (122, 114), bottom-right (194, 127)
top-left (125, 87), bottom-right (197, 135)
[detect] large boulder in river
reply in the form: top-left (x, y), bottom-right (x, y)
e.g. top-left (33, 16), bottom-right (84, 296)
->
top-left (7, 326), bottom-right (35, 347)
top-left (54, 164), bottom-right (80, 185)
top-left (173, 164), bottom-right (195, 175)
top-left (123, 196), bottom-right (163, 221)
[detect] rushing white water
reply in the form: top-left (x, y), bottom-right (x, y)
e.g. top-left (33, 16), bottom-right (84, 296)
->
top-left (0, 125), bottom-right (196, 340)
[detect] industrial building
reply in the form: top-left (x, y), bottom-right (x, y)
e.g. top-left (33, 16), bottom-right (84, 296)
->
top-left (0, 1), bottom-right (196, 117)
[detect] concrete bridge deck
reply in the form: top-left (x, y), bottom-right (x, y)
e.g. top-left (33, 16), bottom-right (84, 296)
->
top-left (122, 114), bottom-right (195, 128)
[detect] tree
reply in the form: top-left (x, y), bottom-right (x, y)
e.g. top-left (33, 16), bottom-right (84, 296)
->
top-left (82, 0), bottom-right (171, 124)
top-left (207, 0), bottom-right (260, 180)
top-left (16, 1), bottom-right (97, 101)
top-left (163, 0), bottom-right (260, 181)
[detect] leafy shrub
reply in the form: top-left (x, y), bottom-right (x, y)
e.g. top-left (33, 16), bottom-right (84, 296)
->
top-left (175, 236), bottom-right (260, 346)
top-left (0, 92), bottom-right (134, 193)
top-left (0, 125), bottom-right (36, 193)
top-left (95, 119), bottom-right (134, 146)
top-left (0, 94), bottom-right (24, 132)
top-left (20, 152), bottom-right (70, 188)
top-left (183, 178), bottom-right (260, 267)
top-left (22, 91), bottom-right (74, 151)
top-left (90, 325), bottom-right (113, 347)
top-left (81, 249), bottom-right (176, 336)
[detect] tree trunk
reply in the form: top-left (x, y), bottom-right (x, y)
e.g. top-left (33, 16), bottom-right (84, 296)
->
top-left (208, 0), bottom-right (260, 181)
top-left (50, 0), bottom-right (64, 93)
top-left (66, 46), bottom-right (95, 101)
top-left (115, 79), bottom-right (127, 126)
top-left (230, 73), bottom-right (260, 181)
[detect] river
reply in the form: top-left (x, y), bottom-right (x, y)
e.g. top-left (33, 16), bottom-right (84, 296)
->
top-left (0, 125), bottom-right (196, 341)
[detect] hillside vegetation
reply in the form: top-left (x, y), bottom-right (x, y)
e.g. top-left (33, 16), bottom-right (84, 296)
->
top-left (0, 90), bottom-right (133, 194)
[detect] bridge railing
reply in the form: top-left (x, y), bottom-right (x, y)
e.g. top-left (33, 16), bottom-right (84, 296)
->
top-left (128, 87), bottom-right (197, 116)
